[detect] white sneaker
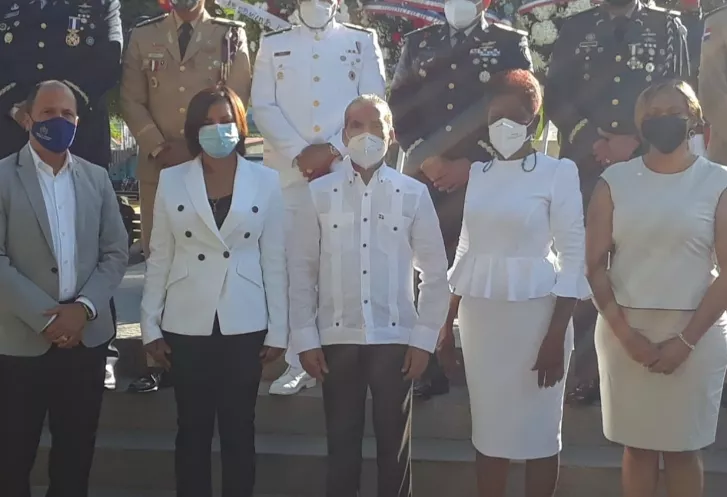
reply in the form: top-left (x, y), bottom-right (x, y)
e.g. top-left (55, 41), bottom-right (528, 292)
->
top-left (268, 366), bottom-right (316, 395)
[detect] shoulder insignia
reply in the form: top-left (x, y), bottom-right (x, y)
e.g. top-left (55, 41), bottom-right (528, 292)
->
top-left (490, 22), bottom-right (528, 38)
top-left (404, 22), bottom-right (446, 39)
top-left (342, 22), bottom-right (374, 35)
top-left (264, 26), bottom-right (294, 37)
top-left (565, 5), bottom-right (599, 20)
top-left (645, 4), bottom-right (681, 17)
top-left (705, 4), bottom-right (727, 19)
top-left (211, 17), bottom-right (246, 28)
top-left (134, 13), bottom-right (168, 29)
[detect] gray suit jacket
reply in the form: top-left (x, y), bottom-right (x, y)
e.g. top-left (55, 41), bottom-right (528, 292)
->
top-left (0, 144), bottom-right (129, 357)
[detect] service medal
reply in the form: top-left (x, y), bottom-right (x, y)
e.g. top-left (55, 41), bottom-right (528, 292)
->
top-left (66, 31), bottom-right (80, 47)
top-left (479, 70), bottom-right (490, 83)
top-left (3, 32), bottom-right (12, 44)
top-left (645, 62), bottom-right (655, 73)
top-left (150, 76), bottom-right (159, 88)
top-left (86, 36), bottom-right (94, 46)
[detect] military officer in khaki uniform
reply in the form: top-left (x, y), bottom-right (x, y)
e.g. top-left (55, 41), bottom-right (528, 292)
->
top-left (121, 0), bottom-right (250, 394)
top-left (121, 0), bottom-right (250, 257)
top-left (699, 5), bottom-right (727, 165)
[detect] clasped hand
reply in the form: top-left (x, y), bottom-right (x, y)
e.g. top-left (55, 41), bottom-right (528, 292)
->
top-left (300, 346), bottom-right (430, 383)
top-left (620, 329), bottom-right (692, 375)
top-left (42, 303), bottom-right (88, 349)
top-left (593, 129), bottom-right (640, 166)
top-left (420, 156), bottom-right (470, 193)
top-left (295, 144), bottom-right (336, 181)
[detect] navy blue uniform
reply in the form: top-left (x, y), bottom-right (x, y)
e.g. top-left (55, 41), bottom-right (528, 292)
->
top-left (0, 0), bottom-right (123, 167)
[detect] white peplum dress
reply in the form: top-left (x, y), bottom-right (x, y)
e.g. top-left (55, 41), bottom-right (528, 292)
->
top-left (449, 153), bottom-right (591, 459)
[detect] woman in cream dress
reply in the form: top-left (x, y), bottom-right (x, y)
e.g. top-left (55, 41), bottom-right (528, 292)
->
top-left (587, 80), bottom-right (727, 497)
top-left (439, 70), bottom-right (591, 497)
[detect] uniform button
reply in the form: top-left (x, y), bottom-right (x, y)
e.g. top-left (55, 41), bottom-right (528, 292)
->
top-left (223, 251), bottom-right (230, 258)
top-left (612, 99), bottom-right (619, 105)
top-left (38, 42), bottom-right (45, 48)
top-left (314, 125), bottom-right (321, 132)
top-left (363, 218), bottom-right (368, 222)
top-left (244, 232), bottom-right (251, 238)
top-left (448, 83), bottom-right (455, 89)
top-left (41, 23), bottom-right (47, 29)
top-left (393, 226), bottom-right (398, 231)
top-left (180, 66), bottom-right (186, 72)
top-left (335, 322), bottom-right (340, 326)
top-left (445, 125), bottom-right (452, 132)
top-left (252, 206), bottom-right (259, 213)
top-left (363, 300), bottom-right (369, 304)
top-left (313, 100), bottom-right (320, 107)
top-left (179, 108), bottom-right (186, 114)
top-left (451, 63), bottom-right (457, 69)
top-left (37, 63), bottom-right (44, 70)
top-left (313, 76), bottom-right (320, 82)
top-left (179, 86), bottom-right (185, 92)
top-left (178, 205), bottom-right (184, 211)
top-left (447, 104), bottom-right (453, 110)
top-left (614, 76), bottom-right (621, 83)
top-left (51, 267), bottom-right (58, 274)
top-left (392, 322), bottom-right (396, 327)
top-left (313, 54), bottom-right (319, 59)
top-left (611, 121), bottom-right (619, 128)
top-left (185, 231), bottom-right (192, 237)
top-left (363, 270), bottom-right (367, 274)
top-left (363, 243), bottom-right (367, 248)
top-left (333, 224), bottom-right (338, 229)
top-left (198, 254), bottom-right (205, 261)
top-left (615, 55), bottom-right (622, 62)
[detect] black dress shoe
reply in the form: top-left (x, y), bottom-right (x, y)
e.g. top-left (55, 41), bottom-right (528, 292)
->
top-left (413, 378), bottom-right (450, 400)
top-left (127, 370), bottom-right (172, 393)
top-left (566, 380), bottom-right (600, 406)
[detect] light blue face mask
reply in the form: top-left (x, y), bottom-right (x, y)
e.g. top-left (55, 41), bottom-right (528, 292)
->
top-left (198, 123), bottom-right (240, 159)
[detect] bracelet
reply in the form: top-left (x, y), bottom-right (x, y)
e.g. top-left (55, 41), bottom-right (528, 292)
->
top-left (677, 332), bottom-right (695, 351)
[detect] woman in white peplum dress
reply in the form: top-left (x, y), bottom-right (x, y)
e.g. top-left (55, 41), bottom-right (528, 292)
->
top-left (438, 70), bottom-right (591, 497)
top-left (587, 80), bottom-right (727, 497)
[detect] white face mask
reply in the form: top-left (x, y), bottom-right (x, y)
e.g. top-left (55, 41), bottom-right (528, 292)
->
top-left (347, 132), bottom-right (388, 169)
top-left (299, 0), bottom-right (335, 29)
top-left (488, 118), bottom-right (530, 159)
top-left (444, 0), bottom-right (480, 31)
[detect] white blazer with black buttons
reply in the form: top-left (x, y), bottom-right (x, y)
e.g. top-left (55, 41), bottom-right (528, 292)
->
top-left (140, 155), bottom-right (289, 348)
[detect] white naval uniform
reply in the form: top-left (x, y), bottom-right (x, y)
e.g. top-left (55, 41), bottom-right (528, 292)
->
top-left (251, 19), bottom-right (386, 369)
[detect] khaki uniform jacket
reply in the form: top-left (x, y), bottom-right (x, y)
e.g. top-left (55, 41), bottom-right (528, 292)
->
top-left (700, 6), bottom-right (727, 166)
top-left (120, 10), bottom-right (251, 184)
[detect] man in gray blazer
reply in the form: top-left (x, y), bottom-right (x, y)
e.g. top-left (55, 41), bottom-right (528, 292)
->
top-left (0, 80), bottom-right (128, 497)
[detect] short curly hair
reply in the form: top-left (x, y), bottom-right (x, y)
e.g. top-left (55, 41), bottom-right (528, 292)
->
top-left (488, 69), bottom-right (542, 116)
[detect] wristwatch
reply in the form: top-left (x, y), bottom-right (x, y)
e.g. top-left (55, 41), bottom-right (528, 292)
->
top-left (328, 143), bottom-right (342, 159)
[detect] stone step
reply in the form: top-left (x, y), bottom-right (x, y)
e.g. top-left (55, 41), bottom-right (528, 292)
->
top-left (100, 380), bottom-right (727, 450)
top-left (32, 431), bottom-right (727, 497)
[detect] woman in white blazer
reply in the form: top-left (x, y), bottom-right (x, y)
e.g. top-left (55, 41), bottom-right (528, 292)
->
top-left (140, 87), bottom-right (288, 497)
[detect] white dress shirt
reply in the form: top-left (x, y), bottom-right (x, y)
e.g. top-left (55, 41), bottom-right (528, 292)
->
top-left (449, 153), bottom-right (591, 301)
top-left (289, 159), bottom-right (449, 354)
top-left (251, 21), bottom-right (387, 189)
top-left (29, 145), bottom-right (96, 318)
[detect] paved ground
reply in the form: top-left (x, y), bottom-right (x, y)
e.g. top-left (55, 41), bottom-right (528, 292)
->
top-left (115, 263), bottom-right (144, 340)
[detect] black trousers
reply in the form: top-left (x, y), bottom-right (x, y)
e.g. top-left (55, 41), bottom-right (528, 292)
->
top-left (164, 323), bottom-right (266, 497)
top-left (322, 344), bottom-right (412, 497)
top-left (0, 342), bottom-right (108, 497)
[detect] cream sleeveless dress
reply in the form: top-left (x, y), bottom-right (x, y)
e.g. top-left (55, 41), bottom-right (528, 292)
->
top-left (596, 156), bottom-right (727, 451)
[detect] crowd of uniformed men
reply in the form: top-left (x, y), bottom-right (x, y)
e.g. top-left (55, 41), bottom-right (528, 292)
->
top-left (0, 0), bottom-right (726, 433)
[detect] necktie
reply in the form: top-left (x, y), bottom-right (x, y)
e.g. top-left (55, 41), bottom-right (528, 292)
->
top-left (178, 22), bottom-right (193, 59)
top-left (613, 16), bottom-right (630, 43)
top-left (454, 31), bottom-right (467, 46)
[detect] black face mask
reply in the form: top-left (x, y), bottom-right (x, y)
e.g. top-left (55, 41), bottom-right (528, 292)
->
top-left (641, 115), bottom-right (689, 154)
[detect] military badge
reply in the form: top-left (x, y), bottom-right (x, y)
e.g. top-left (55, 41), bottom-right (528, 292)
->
top-left (150, 77), bottom-right (159, 88)
top-left (419, 40), bottom-right (426, 48)
top-left (645, 62), bottom-right (655, 73)
top-left (0, 23), bottom-right (6, 31)
top-left (479, 71), bottom-right (490, 83)
top-left (66, 16), bottom-right (81, 47)
top-left (418, 68), bottom-right (426, 77)
top-left (348, 70), bottom-right (356, 81)
top-left (277, 71), bottom-right (284, 80)
top-left (86, 36), bottom-right (94, 46)
top-left (3, 32), bottom-right (11, 44)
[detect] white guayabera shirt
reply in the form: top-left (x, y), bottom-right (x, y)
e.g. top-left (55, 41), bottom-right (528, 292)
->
top-left (289, 159), bottom-right (450, 354)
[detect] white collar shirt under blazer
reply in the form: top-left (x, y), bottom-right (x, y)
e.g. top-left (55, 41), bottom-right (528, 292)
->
top-left (288, 159), bottom-right (450, 354)
top-left (251, 21), bottom-right (387, 189)
top-left (140, 155), bottom-right (289, 348)
top-left (448, 153), bottom-right (591, 302)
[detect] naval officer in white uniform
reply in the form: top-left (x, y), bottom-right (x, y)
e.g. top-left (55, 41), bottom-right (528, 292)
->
top-left (251, 0), bottom-right (386, 395)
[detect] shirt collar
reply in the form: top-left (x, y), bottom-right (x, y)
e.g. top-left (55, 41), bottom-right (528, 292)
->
top-left (343, 157), bottom-right (394, 185)
top-left (29, 143), bottom-right (72, 176)
top-left (449, 13), bottom-right (488, 39)
top-left (173, 10), bottom-right (202, 31)
top-left (604, 1), bottom-right (642, 19)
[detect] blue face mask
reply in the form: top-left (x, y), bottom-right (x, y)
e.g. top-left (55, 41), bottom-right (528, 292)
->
top-left (31, 117), bottom-right (77, 154)
top-left (198, 123), bottom-right (240, 159)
